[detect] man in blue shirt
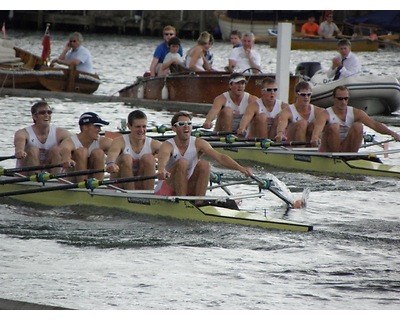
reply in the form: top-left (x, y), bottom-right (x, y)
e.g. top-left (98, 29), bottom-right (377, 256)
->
top-left (149, 25), bottom-right (183, 76)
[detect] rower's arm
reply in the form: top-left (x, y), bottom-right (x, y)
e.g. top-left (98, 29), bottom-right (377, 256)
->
top-left (13, 129), bottom-right (28, 159)
top-left (203, 95), bottom-right (225, 129)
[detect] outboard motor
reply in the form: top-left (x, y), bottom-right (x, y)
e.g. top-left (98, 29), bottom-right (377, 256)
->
top-left (295, 62), bottom-right (322, 80)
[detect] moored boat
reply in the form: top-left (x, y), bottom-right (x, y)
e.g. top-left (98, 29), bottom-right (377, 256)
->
top-left (0, 41), bottom-right (101, 94)
top-left (307, 68), bottom-right (400, 116)
top-left (268, 34), bottom-right (379, 51)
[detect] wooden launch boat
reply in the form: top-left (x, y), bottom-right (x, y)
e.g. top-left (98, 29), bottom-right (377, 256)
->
top-left (118, 72), bottom-right (301, 112)
top-left (268, 36), bottom-right (380, 51)
top-left (0, 41), bottom-right (100, 94)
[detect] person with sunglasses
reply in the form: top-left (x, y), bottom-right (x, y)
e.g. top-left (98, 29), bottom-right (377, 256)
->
top-left (310, 85), bottom-right (400, 152)
top-left (60, 112), bottom-right (112, 182)
top-left (155, 111), bottom-right (252, 199)
top-left (149, 25), bottom-right (183, 77)
top-left (13, 101), bottom-right (71, 173)
top-left (51, 32), bottom-right (94, 74)
top-left (202, 73), bottom-right (258, 133)
top-left (105, 110), bottom-right (162, 190)
top-left (237, 77), bottom-right (289, 138)
top-left (274, 81), bottom-right (324, 144)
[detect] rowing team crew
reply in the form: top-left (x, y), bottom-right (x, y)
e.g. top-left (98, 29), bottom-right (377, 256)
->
top-left (202, 74), bottom-right (400, 153)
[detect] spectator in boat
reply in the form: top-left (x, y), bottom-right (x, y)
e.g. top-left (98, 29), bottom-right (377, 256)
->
top-left (158, 36), bottom-right (187, 75)
top-left (202, 73), bottom-right (258, 133)
top-left (274, 81), bottom-right (325, 144)
top-left (155, 111), bottom-right (253, 199)
top-left (300, 16), bottom-right (320, 37)
top-left (203, 33), bottom-right (215, 70)
top-left (60, 112), bottom-right (112, 182)
top-left (227, 32), bottom-right (261, 74)
top-left (13, 101), bottom-right (71, 174)
top-left (310, 85), bottom-right (400, 152)
top-left (50, 32), bottom-right (94, 74)
top-left (327, 39), bottom-right (361, 81)
top-left (237, 77), bottom-right (289, 139)
top-left (149, 25), bottom-right (183, 77)
top-left (318, 13), bottom-right (342, 39)
top-left (105, 110), bottom-right (162, 190)
top-left (229, 30), bottom-right (242, 48)
top-left (185, 31), bottom-right (213, 72)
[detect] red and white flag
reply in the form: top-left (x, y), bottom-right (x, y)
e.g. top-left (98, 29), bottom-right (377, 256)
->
top-left (41, 23), bottom-right (51, 63)
top-left (1, 22), bottom-right (6, 38)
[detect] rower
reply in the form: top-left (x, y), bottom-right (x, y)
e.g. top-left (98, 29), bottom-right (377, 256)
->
top-left (310, 85), bottom-right (400, 152)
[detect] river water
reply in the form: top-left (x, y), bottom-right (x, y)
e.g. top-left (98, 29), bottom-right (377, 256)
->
top-left (0, 30), bottom-right (400, 311)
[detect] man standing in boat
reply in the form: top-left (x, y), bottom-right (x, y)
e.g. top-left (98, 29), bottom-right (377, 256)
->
top-left (105, 110), bottom-right (162, 190)
top-left (327, 39), bottom-right (361, 80)
top-left (155, 111), bottom-right (253, 199)
top-left (318, 13), bottom-right (342, 39)
top-left (51, 32), bottom-right (94, 74)
top-left (310, 85), bottom-right (400, 152)
top-left (227, 32), bottom-right (261, 74)
top-left (274, 81), bottom-right (325, 144)
top-left (13, 101), bottom-right (71, 174)
top-left (149, 25), bottom-right (183, 77)
top-left (202, 73), bottom-right (258, 133)
top-left (60, 112), bottom-right (112, 182)
top-left (237, 77), bottom-right (289, 138)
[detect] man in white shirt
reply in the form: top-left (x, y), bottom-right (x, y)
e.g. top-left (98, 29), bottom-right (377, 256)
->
top-left (318, 13), bottom-right (342, 39)
top-left (227, 32), bottom-right (261, 74)
top-left (327, 39), bottom-right (361, 80)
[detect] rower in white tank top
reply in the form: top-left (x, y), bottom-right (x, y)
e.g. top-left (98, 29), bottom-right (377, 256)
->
top-left (22, 125), bottom-right (58, 165)
top-left (257, 98), bottom-right (284, 129)
top-left (121, 135), bottom-right (153, 159)
top-left (326, 106), bottom-right (355, 141)
top-left (288, 103), bottom-right (316, 123)
top-left (154, 136), bottom-right (198, 194)
top-left (70, 134), bottom-right (100, 157)
top-left (223, 91), bottom-right (251, 130)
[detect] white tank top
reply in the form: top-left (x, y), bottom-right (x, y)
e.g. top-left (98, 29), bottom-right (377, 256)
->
top-left (122, 135), bottom-right (153, 160)
top-left (326, 106), bottom-right (355, 141)
top-left (24, 125), bottom-right (58, 164)
top-left (70, 134), bottom-right (100, 157)
top-left (289, 103), bottom-right (316, 123)
top-left (165, 136), bottom-right (198, 178)
top-left (223, 91), bottom-right (250, 116)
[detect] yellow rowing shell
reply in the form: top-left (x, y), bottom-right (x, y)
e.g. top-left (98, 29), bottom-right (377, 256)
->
top-left (0, 181), bottom-right (313, 232)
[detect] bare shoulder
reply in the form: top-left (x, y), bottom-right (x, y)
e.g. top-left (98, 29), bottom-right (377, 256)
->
top-left (248, 94), bottom-right (259, 103)
top-left (281, 101), bottom-right (290, 109)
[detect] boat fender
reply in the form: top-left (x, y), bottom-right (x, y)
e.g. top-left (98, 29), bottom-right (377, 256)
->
top-left (161, 82), bottom-right (168, 100)
top-left (137, 84), bottom-right (144, 99)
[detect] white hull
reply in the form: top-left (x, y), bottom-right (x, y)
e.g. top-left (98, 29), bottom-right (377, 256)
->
top-left (309, 72), bottom-right (400, 116)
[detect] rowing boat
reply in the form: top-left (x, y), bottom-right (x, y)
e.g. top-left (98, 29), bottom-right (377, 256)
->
top-left (0, 175), bottom-right (313, 232)
top-left (216, 145), bottom-right (400, 178)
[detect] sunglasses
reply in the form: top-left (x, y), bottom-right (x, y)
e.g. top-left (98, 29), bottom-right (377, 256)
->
top-left (336, 96), bottom-right (349, 101)
top-left (262, 88), bottom-right (278, 92)
top-left (164, 33), bottom-right (175, 36)
top-left (297, 92), bottom-right (312, 97)
top-left (35, 110), bottom-right (53, 115)
top-left (174, 121), bottom-right (192, 127)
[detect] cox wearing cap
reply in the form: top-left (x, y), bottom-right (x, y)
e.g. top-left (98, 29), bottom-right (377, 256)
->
top-left (79, 112), bottom-right (110, 127)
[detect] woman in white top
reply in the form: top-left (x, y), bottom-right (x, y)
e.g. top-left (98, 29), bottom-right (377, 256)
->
top-left (185, 31), bottom-right (212, 72)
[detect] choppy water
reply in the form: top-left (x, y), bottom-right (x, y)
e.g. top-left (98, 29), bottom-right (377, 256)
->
top-left (1, 30), bottom-right (400, 310)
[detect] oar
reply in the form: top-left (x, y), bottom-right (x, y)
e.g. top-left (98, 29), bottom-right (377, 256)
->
top-left (191, 129), bottom-right (236, 137)
top-left (103, 125), bottom-right (203, 137)
top-left (0, 175), bottom-right (158, 198)
top-left (211, 140), bottom-right (311, 149)
top-left (0, 155), bottom-right (16, 162)
top-left (250, 174), bottom-right (294, 208)
top-left (0, 168), bottom-right (105, 185)
top-left (0, 163), bottom-right (64, 176)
